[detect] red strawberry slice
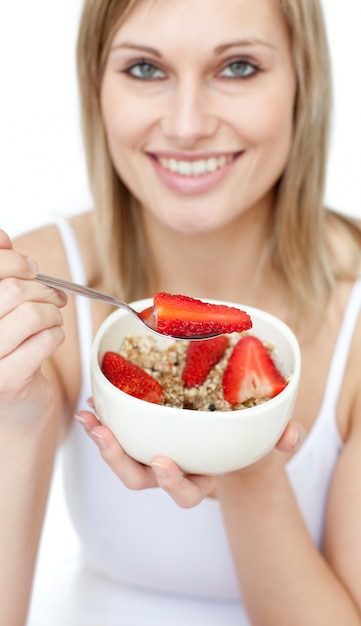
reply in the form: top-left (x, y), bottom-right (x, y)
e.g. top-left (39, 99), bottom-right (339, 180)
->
top-left (101, 351), bottom-right (164, 405)
top-left (153, 292), bottom-right (252, 338)
top-left (222, 335), bottom-right (287, 405)
top-left (182, 336), bottom-right (229, 389)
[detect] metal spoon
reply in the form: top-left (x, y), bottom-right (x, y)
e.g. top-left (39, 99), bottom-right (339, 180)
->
top-left (34, 273), bottom-right (221, 341)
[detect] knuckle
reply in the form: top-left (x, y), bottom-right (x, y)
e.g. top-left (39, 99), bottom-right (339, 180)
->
top-left (38, 327), bottom-right (65, 352)
top-left (18, 301), bottom-right (63, 329)
top-left (119, 473), bottom-right (148, 491)
top-left (116, 466), bottom-right (152, 491)
top-left (17, 300), bottom-right (41, 326)
top-left (0, 276), bottom-right (24, 301)
top-left (0, 250), bottom-right (31, 278)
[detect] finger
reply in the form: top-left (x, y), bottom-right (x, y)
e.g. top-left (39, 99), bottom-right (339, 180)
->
top-left (0, 247), bottom-right (38, 279)
top-left (0, 301), bottom-right (64, 358)
top-left (75, 412), bottom-right (215, 505)
top-left (276, 421), bottom-right (306, 453)
top-left (74, 413), bottom-right (158, 490)
top-left (0, 229), bottom-right (38, 276)
top-left (74, 410), bottom-right (101, 431)
top-left (0, 326), bottom-right (65, 399)
top-left (150, 457), bottom-right (216, 508)
top-left (0, 277), bottom-right (67, 318)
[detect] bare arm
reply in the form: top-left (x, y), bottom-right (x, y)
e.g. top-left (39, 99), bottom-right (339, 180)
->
top-left (215, 423), bottom-right (361, 626)
top-left (0, 230), bottom-right (66, 624)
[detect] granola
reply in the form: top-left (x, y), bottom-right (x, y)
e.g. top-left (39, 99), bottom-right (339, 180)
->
top-left (118, 334), bottom-right (268, 411)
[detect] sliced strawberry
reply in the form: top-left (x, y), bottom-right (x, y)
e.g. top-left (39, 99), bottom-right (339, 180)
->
top-left (222, 335), bottom-right (287, 405)
top-left (101, 351), bottom-right (164, 405)
top-left (182, 336), bottom-right (229, 389)
top-left (153, 292), bottom-right (252, 338)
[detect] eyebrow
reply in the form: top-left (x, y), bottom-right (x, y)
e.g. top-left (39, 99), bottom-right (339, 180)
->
top-left (215, 38), bottom-right (277, 53)
top-left (110, 38), bottom-right (277, 56)
top-left (110, 43), bottom-right (162, 56)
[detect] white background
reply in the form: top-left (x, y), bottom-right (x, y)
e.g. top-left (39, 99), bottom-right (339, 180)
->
top-left (0, 1), bottom-right (360, 623)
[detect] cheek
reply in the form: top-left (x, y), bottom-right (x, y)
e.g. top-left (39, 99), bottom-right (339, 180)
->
top-left (241, 91), bottom-right (294, 152)
top-left (245, 102), bottom-right (294, 191)
top-left (101, 81), bottom-right (142, 156)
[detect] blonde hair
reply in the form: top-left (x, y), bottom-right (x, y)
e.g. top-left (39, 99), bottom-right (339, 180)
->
top-left (77, 0), bottom-right (361, 317)
top-left (77, 0), bottom-right (150, 299)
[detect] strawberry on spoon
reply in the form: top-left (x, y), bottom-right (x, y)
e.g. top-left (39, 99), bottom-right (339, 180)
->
top-left (143, 292), bottom-right (252, 339)
top-left (34, 275), bottom-right (251, 341)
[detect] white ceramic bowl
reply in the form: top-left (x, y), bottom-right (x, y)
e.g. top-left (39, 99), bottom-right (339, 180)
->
top-left (91, 299), bottom-right (301, 475)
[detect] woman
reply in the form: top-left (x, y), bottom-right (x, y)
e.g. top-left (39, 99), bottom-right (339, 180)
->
top-left (1, 0), bottom-right (361, 624)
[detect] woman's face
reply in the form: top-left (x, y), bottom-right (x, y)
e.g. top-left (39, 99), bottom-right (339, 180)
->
top-left (101, 0), bottom-right (296, 235)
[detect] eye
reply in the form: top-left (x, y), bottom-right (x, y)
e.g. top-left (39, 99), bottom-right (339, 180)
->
top-left (220, 59), bottom-right (259, 79)
top-left (125, 61), bottom-right (165, 80)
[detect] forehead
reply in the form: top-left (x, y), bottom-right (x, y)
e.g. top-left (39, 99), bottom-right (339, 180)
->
top-left (111, 0), bottom-right (290, 51)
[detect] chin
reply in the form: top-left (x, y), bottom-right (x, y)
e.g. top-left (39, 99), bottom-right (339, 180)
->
top-left (160, 207), bottom-right (226, 236)
top-left (145, 197), bottom-right (236, 236)
top-left (167, 218), bottom-right (221, 236)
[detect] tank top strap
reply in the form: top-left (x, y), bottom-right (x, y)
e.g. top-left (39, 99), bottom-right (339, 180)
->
top-left (55, 218), bottom-right (87, 285)
top-left (286, 278), bottom-right (361, 475)
top-left (318, 279), bottom-right (361, 417)
top-left (55, 218), bottom-right (93, 388)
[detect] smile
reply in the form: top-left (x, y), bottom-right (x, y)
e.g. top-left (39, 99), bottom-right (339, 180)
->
top-left (157, 154), bottom-right (234, 177)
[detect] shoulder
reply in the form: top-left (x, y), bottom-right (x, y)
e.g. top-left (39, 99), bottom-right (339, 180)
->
top-left (325, 210), bottom-right (361, 276)
top-left (14, 211), bottom-right (100, 285)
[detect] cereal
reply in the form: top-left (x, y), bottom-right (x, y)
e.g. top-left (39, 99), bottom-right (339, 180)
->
top-left (119, 334), bottom-right (269, 412)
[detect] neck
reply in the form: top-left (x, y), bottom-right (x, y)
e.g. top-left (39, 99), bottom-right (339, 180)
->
top-left (142, 202), bottom-right (280, 307)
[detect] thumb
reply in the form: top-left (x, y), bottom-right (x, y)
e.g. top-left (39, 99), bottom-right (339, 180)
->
top-left (276, 421), bottom-right (306, 453)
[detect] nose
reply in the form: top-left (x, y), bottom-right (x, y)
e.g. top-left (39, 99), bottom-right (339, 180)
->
top-left (161, 77), bottom-right (218, 147)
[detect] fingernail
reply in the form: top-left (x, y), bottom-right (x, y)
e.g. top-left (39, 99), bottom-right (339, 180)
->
top-left (74, 414), bottom-right (92, 432)
top-left (151, 462), bottom-right (168, 478)
top-left (293, 423), bottom-right (306, 449)
top-left (26, 256), bottom-right (38, 275)
top-left (86, 397), bottom-right (95, 409)
top-left (74, 413), bottom-right (87, 424)
top-left (90, 430), bottom-right (108, 449)
top-left (57, 290), bottom-right (68, 304)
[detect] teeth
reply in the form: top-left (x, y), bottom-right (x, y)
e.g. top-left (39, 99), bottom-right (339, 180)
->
top-left (158, 155), bottom-right (232, 177)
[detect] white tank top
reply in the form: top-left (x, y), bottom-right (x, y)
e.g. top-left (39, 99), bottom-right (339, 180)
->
top-left (57, 219), bottom-right (361, 625)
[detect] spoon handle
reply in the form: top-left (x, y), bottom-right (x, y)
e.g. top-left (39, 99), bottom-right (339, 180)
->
top-left (34, 273), bottom-right (132, 311)
top-left (34, 274), bottom-right (220, 341)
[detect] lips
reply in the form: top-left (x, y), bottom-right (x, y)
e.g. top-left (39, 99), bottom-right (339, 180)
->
top-left (148, 151), bottom-right (242, 194)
